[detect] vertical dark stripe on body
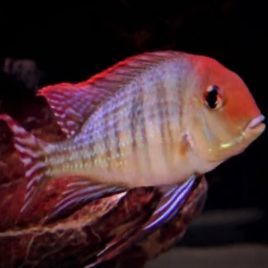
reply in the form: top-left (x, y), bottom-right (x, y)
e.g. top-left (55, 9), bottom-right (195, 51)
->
top-left (113, 116), bottom-right (121, 162)
top-left (177, 79), bottom-right (184, 129)
top-left (164, 86), bottom-right (173, 148)
top-left (130, 88), bottom-right (140, 152)
top-left (156, 83), bottom-right (167, 146)
top-left (102, 110), bottom-right (112, 170)
top-left (156, 82), bottom-right (174, 164)
top-left (89, 135), bottom-right (96, 166)
top-left (129, 85), bottom-right (149, 164)
top-left (138, 85), bottom-right (150, 166)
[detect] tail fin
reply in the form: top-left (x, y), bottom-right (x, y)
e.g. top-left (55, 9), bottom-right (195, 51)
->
top-left (0, 114), bottom-right (49, 215)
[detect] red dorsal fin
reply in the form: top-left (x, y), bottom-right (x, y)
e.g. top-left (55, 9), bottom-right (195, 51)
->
top-left (38, 51), bottom-right (178, 138)
top-left (38, 82), bottom-right (107, 138)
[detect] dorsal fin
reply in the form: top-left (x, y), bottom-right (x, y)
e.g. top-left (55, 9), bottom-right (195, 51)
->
top-left (38, 51), bottom-right (178, 138)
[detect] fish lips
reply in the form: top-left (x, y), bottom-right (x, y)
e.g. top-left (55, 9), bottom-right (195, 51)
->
top-left (245, 114), bottom-right (266, 135)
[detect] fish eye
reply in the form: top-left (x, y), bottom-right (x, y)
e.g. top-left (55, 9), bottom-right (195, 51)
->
top-left (204, 85), bottom-right (223, 110)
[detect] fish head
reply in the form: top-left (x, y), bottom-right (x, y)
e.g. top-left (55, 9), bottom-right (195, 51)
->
top-left (185, 55), bottom-right (265, 167)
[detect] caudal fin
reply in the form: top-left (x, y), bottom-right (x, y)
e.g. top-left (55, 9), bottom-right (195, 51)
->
top-left (0, 114), bottom-right (49, 215)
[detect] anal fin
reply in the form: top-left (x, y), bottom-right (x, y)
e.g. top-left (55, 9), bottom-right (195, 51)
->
top-left (45, 178), bottom-right (126, 223)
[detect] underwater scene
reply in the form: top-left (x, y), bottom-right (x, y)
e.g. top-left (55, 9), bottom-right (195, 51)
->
top-left (0, 1), bottom-right (267, 267)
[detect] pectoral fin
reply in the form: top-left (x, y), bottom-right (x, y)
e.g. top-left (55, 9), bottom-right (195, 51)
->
top-left (142, 175), bottom-right (197, 233)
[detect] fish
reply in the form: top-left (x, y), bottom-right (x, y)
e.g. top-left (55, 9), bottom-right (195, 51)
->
top-left (0, 51), bottom-right (265, 219)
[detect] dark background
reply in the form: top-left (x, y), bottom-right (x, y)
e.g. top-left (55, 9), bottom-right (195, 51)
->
top-left (0, 0), bottom-right (267, 247)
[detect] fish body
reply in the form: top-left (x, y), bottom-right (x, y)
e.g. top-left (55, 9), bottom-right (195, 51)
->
top-left (45, 53), bottom-right (198, 187)
top-left (0, 51), bottom-right (265, 215)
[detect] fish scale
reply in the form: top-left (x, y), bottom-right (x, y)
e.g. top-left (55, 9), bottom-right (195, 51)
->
top-left (45, 63), bottom-right (184, 184)
top-left (45, 66), bottom-right (179, 184)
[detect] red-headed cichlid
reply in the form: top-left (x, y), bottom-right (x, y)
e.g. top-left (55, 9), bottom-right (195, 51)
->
top-left (0, 51), bottom-right (265, 217)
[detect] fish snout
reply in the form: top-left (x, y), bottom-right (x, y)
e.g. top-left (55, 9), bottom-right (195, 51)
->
top-left (245, 114), bottom-right (266, 136)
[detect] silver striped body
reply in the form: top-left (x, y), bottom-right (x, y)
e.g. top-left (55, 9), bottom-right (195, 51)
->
top-left (45, 53), bottom-right (195, 187)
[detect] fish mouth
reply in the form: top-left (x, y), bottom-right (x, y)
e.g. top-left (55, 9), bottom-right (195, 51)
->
top-left (247, 115), bottom-right (265, 129)
top-left (246, 115), bottom-right (266, 133)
